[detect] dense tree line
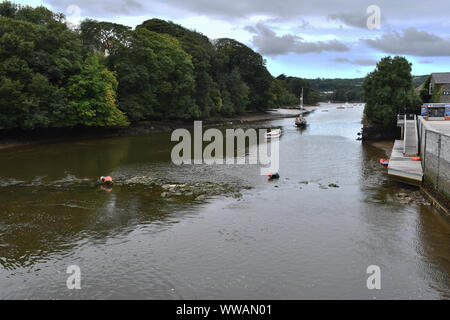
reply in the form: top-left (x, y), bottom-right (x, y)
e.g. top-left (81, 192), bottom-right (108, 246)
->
top-left (362, 56), bottom-right (421, 130)
top-left (0, 2), bottom-right (320, 130)
top-left (275, 74), bottom-right (320, 106)
top-left (307, 77), bottom-right (364, 102)
top-left (321, 88), bottom-right (363, 103)
top-left (0, 1), bottom-right (128, 129)
top-left (308, 77), bottom-right (364, 92)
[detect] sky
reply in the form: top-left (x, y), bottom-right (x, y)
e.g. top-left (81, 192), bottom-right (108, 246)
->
top-left (16, 0), bottom-right (450, 79)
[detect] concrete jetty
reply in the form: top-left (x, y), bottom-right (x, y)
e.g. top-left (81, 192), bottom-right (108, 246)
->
top-left (388, 113), bottom-right (450, 195)
top-left (388, 140), bottom-right (423, 185)
top-left (388, 114), bottom-right (423, 185)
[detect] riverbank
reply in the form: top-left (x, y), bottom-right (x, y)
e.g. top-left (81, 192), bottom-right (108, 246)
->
top-left (0, 108), bottom-right (314, 151)
top-left (361, 123), bottom-right (400, 141)
top-left (370, 139), bottom-right (450, 217)
top-left (368, 140), bottom-right (394, 157)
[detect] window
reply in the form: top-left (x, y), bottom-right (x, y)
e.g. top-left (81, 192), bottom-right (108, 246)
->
top-left (429, 107), bottom-right (445, 118)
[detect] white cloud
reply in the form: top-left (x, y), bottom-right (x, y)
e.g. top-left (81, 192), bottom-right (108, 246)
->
top-left (365, 27), bottom-right (450, 57)
top-left (333, 57), bottom-right (377, 66)
top-left (247, 23), bottom-right (349, 56)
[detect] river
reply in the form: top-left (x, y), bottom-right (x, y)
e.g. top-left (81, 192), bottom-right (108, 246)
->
top-left (0, 103), bottom-right (448, 299)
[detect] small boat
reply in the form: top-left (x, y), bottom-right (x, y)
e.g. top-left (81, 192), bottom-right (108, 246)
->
top-left (336, 106), bottom-right (345, 109)
top-left (265, 129), bottom-right (281, 139)
top-left (321, 109), bottom-right (329, 112)
top-left (295, 115), bottom-right (307, 127)
top-left (380, 158), bottom-right (389, 166)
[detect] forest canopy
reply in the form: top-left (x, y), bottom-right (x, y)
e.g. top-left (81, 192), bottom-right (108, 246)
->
top-left (362, 56), bottom-right (421, 130)
top-left (0, 1), bottom-right (320, 130)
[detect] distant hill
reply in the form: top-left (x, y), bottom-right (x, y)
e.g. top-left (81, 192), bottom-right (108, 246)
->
top-left (307, 78), bottom-right (364, 92)
top-left (308, 75), bottom-right (428, 92)
top-left (304, 75), bottom-right (429, 102)
top-left (305, 78), bottom-right (364, 102)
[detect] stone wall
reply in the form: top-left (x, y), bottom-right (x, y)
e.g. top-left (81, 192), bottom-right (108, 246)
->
top-left (418, 117), bottom-right (450, 198)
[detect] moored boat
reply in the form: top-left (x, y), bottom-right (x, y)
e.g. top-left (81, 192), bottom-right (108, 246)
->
top-left (295, 115), bottom-right (307, 127)
top-left (265, 129), bottom-right (281, 139)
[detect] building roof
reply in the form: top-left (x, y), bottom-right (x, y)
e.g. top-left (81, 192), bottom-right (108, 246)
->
top-left (431, 72), bottom-right (450, 84)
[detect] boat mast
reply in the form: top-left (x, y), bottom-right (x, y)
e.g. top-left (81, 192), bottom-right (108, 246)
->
top-left (300, 88), bottom-right (304, 110)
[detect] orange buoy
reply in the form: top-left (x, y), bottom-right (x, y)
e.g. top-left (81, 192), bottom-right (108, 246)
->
top-left (380, 158), bottom-right (389, 166)
top-left (268, 173), bottom-right (280, 180)
top-left (100, 176), bottom-right (113, 184)
top-left (412, 157), bottom-right (421, 161)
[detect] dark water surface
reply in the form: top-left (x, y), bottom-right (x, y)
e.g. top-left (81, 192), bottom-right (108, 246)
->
top-left (0, 103), bottom-right (449, 299)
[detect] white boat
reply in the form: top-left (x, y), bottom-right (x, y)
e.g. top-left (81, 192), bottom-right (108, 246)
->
top-left (265, 129), bottom-right (281, 139)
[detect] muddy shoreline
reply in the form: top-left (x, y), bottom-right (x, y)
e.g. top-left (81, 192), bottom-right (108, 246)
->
top-left (368, 140), bottom-right (394, 157)
top-left (0, 108), bottom-right (314, 151)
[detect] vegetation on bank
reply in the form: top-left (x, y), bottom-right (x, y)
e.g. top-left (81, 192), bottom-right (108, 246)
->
top-left (362, 56), bottom-right (421, 139)
top-left (307, 72), bottom-right (427, 104)
top-left (0, 1), bottom-right (321, 130)
top-left (308, 77), bottom-right (364, 102)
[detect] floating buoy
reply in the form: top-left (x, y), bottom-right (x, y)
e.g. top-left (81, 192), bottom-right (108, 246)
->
top-left (380, 158), bottom-right (389, 166)
top-left (100, 176), bottom-right (113, 184)
top-left (268, 173), bottom-right (280, 180)
top-left (411, 157), bottom-right (421, 161)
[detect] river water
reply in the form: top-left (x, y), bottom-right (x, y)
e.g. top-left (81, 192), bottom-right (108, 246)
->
top-left (0, 103), bottom-right (449, 299)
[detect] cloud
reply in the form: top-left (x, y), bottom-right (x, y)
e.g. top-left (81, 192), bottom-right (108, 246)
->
top-left (43, 0), bottom-right (450, 23)
top-left (365, 27), bottom-right (450, 57)
top-left (333, 57), bottom-right (377, 66)
top-left (327, 12), bottom-right (368, 28)
top-left (46, 0), bottom-right (144, 17)
top-left (247, 23), bottom-right (349, 56)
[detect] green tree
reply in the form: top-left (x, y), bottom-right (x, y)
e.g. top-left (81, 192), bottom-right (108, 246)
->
top-left (276, 75), bottom-right (320, 106)
top-left (363, 56), bottom-right (421, 129)
top-left (138, 19), bottom-right (218, 117)
top-left (419, 75), bottom-right (431, 103)
top-left (78, 19), bottom-right (132, 57)
top-left (0, 13), bottom-right (84, 128)
top-left (112, 27), bottom-right (198, 121)
top-left (213, 38), bottom-right (274, 111)
top-left (66, 55), bottom-right (128, 126)
top-left (223, 67), bottom-right (250, 114)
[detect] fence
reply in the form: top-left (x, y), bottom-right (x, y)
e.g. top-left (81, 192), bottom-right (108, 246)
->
top-left (418, 117), bottom-right (450, 196)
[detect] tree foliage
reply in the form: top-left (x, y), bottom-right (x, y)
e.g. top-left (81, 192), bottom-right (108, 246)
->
top-left (363, 56), bottom-right (421, 129)
top-left (0, 1), bottom-right (324, 130)
top-left (419, 75), bottom-right (431, 103)
top-left (66, 55), bottom-right (128, 126)
top-left (111, 27), bottom-right (198, 120)
top-left (275, 75), bottom-right (320, 106)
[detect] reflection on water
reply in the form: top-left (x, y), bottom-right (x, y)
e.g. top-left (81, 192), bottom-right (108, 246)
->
top-left (0, 103), bottom-right (448, 299)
